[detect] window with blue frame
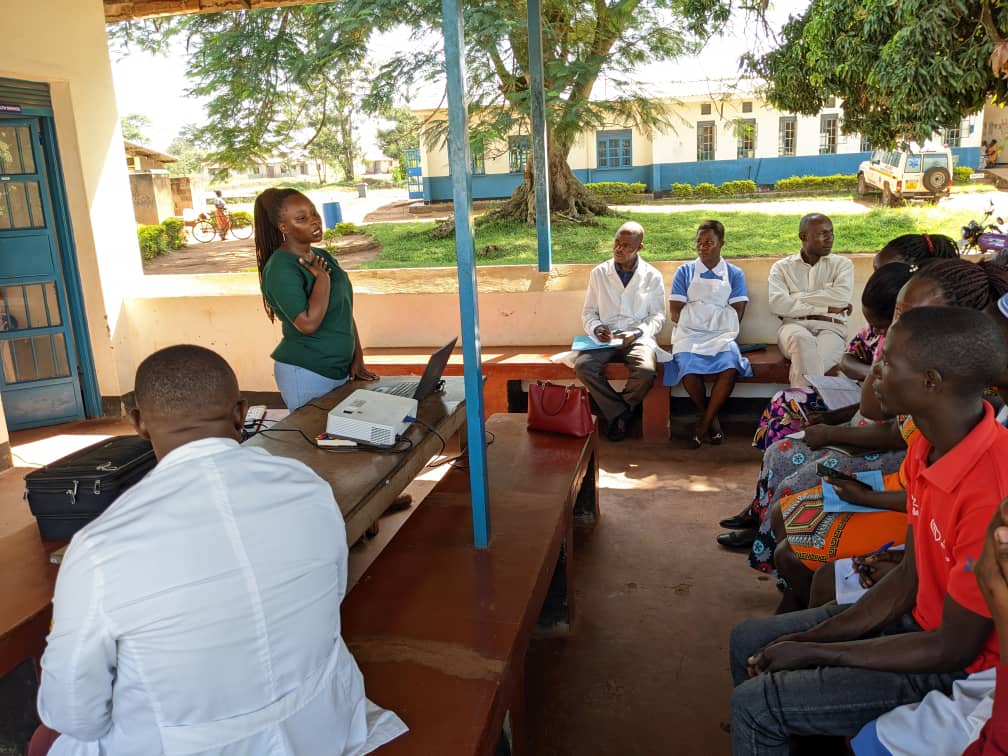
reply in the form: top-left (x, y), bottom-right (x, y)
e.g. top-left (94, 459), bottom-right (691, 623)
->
top-left (697, 121), bottom-right (716, 161)
top-left (508, 136), bottom-right (530, 173)
top-left (596, 129), bottom-right (632, 169)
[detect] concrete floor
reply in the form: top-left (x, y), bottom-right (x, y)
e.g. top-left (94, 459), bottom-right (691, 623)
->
top-left (0, 417), bottom-right (776, 755)
top-left (526, 428), bottom-right (776, 756)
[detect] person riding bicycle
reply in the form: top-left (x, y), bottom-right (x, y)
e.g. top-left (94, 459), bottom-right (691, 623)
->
top-left (212, 190), bottom-right (230, 240)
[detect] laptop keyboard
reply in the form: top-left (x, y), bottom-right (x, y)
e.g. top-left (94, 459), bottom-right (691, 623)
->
top-left (378, 381), bottom-right (419, 398)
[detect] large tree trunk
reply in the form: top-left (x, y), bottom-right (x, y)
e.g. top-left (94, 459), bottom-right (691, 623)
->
top-left (491, 132), bottom-right (609, 224)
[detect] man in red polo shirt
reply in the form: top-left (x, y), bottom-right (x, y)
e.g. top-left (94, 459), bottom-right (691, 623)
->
top-left (728, 306), bottom-right (1008, 755)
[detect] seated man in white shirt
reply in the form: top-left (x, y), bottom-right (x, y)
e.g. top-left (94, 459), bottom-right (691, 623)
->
top-left (768, 214), bottom-right (855, 387)
top-left (575, 221), bottom-right (666, 441)
top-left (31, 344), bottom-right (406, 756)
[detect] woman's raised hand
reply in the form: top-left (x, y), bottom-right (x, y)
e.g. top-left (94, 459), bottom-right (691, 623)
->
top-left (299, 252), bottom-right (330, 279)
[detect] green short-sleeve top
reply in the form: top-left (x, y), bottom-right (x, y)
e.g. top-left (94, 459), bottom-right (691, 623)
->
top-left (260, 247), bottom-right (355, 380)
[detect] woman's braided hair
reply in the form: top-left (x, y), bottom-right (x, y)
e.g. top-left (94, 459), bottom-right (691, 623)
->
top-left (914, 258), bottom-right (1008, 310)
top-left (879, 233), bottom-right (959, 269)
top-left (253, 187), bottom-right (304, 322)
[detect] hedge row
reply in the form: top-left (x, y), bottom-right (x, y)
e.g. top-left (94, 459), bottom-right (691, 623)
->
top-left (138, 218), bottom-right (186, 260)
top-left (669, 179), bottom-right (757, 198)
top-left (584, 181), bottom-right (646, 199)
top-left (953, 166), bottom-right (974, 183)
top-left (773, 174), bottom-right (859, 193)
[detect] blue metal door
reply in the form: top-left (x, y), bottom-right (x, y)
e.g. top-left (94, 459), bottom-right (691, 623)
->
top-left (403, 148), bottom-right (424, 199)
top-left (0, 117), bottom-right (84, 429)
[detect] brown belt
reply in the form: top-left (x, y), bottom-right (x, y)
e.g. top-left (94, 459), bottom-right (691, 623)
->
top-left (793, 315), bottom-right (845, 325)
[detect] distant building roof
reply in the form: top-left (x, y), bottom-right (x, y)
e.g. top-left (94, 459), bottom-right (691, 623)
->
top-left (123, 140), bottom-right (177, 164)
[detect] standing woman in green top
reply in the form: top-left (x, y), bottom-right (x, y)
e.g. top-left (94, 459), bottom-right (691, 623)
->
top-left (254, 188), bottom-right (377, 410)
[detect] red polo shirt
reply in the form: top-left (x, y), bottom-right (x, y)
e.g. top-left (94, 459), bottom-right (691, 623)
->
top-left (905, 402), bottom-right (1008, 674)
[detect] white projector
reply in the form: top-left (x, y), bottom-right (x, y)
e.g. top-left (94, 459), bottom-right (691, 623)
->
top-left (325, 389), bottom-right (418, 447)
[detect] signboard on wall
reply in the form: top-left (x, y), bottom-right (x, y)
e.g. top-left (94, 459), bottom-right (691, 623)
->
top-left (0, 104), bottom-right (23, 114)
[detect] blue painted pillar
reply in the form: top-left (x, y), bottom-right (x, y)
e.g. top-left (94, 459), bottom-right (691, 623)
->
top-left (441, 0), bottom-right (491, 547)
top-left (526, 0), bottom-right (552, 271)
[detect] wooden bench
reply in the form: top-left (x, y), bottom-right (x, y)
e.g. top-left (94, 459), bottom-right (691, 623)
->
top-left (364, 344), bottom-right (788, 441)
top-left (341, 412), bottom-right (598, 755)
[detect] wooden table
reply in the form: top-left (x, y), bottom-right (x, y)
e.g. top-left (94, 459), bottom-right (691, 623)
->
top-left (0, 523), bottom-right (57, 679)
top-left (0, 377), bottom-right (466, 682)
top-left (242, 376), bottom-right (468, 546)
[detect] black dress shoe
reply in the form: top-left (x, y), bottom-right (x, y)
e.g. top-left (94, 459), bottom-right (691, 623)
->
top-left (716, 529), bottom-right (756, 550)
top-left (719, 513), bottom-right (758, 530)
top-left (607, 411), bottom-right (631, 442)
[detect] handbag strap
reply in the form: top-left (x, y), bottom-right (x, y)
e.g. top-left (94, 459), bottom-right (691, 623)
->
top-left (537, 381), bottom-right (573, 417)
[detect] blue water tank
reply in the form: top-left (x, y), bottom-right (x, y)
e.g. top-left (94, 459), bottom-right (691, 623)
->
top-left (322, 201), bottom-right (343, 228)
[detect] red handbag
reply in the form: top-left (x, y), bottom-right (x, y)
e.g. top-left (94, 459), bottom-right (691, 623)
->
top-left (527, 381), bottom-right (594, 437)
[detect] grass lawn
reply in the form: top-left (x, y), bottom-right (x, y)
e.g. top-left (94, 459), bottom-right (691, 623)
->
top-left (359, 206), bottom-right (976, 269)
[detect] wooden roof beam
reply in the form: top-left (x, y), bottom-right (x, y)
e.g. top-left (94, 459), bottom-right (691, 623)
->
top-left (104, 0), bottom-right (317, 23)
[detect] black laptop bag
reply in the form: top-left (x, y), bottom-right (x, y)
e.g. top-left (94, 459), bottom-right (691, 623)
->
top-left (24, 435), bottom-right (156, 540)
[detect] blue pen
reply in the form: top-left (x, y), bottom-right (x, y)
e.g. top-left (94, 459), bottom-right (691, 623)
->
top-left (846, 541), bottom-right (896, 579)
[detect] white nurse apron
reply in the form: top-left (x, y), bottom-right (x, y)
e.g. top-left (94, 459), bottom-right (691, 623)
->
top-left (671, 260), bottom-right (739, 356)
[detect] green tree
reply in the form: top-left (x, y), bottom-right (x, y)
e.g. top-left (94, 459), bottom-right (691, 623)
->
top-left (359, 0), bottom-right (731, 221)
top-left (375, 108), bottom-right (420, 168)
top-left (166, 124), bottom-right (208, 178)
top-left (110, 1), bottom-right (733, 222)
top-left (109, 6), bottom-right (370, 178)
top-left (120, 112), bottom-right (152, 143)
top-left (745, 0), bottom-right (1008, 147)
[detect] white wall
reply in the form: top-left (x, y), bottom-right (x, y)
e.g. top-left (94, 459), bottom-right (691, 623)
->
top-left (3, 0), bottom-right (143, 400)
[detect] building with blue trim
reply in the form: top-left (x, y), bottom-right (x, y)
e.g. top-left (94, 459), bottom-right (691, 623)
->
top-left (413, 82), bottom-right (984, 202)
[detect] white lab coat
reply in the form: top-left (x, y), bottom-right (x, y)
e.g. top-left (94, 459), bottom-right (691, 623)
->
top-left (581, 257), bottom-right (666, 349)
top-left (38, 437), bottom-right (406, 756)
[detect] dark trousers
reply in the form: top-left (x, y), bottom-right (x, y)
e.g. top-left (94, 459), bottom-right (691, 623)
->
top-left (572, 343), bottom-right (656, 422)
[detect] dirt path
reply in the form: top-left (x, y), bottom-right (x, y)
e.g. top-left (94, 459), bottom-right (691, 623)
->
top-left (142, 233), bottom-right (381, 275)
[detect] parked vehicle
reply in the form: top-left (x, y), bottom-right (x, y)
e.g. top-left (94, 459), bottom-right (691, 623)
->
top-left (857, 146), bottom-right (953, 205)
top-left (961, 200), bottom-right (1008, 254)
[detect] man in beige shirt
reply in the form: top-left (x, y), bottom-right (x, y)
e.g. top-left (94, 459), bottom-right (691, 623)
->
top-left (768, 214), bottom-right (854, 387)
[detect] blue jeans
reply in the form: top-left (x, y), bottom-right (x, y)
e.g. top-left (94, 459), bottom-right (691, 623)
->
top-left (729, 605), bottom-right (966, 756)
top-left (273, 361), bottom-right (348, 411)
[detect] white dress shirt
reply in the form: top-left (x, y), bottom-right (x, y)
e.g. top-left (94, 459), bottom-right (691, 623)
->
top-left (38, 437), bottom-right (406, 756)
top-left (767, 252), bottom-right (854, 321)
top-left (581, 257), bottom-right (666, 346)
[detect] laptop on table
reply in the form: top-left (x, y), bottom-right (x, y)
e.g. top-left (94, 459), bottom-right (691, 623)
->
top-left (372, 337), bottom-right (458, 401)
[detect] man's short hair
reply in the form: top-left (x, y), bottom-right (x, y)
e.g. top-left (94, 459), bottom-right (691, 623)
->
top-left (134, 345), bottom-right (238, 416)
top-left (798, 213), bottom-right (829, 237)
top-left (897, 306), bottom-right (1007, 389)
top-left (617, 221), bottom-right (644, 244)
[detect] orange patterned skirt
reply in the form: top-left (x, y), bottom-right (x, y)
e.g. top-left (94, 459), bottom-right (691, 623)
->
top-left (779, 471), bottom-right (907, 570)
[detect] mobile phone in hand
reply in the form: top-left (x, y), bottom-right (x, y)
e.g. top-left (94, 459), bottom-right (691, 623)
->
top-left (817, 463), bottom-right (867, 486)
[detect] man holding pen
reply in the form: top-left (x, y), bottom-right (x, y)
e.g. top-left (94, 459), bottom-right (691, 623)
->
top-left (728, 307), bottom-right (1008, 754)
top-left (575, 221), bottom-right (666, 441)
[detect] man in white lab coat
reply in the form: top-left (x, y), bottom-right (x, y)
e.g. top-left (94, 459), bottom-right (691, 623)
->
top-left (31, 344), bottom-right (406, 756)
top-left (768, 214), bottom-right (854, 387)
top-left (576, 221), bottom-right (666, 441)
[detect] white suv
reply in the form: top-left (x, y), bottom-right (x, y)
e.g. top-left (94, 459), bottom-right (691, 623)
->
top-left (857, 147), bottom-right (954, 205)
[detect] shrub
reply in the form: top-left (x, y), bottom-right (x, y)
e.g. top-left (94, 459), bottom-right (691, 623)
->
top-left (322, 223), bottom-right (364, 254)
top-left (230, 210), bottom-right (253, 229)
top-left (670, 183), bottom-right (693, 198)
top-left (953, 165), bottom-right (973, 184)
top-left (161, 218), bottom-right (186, 250)
top-left (720, 179), bottom-right (757, 195)
top-left (583, 181), bottom-right (646, 200)
top-left (137, 224), bottom-right (167, 260)
top-left (773, 174), bottom-right (859, 194)
top-left (693, 182), bottom-right (720, 198)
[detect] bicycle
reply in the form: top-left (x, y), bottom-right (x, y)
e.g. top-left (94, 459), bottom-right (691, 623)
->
top-left (192, 210), bottom-right (253, 243)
